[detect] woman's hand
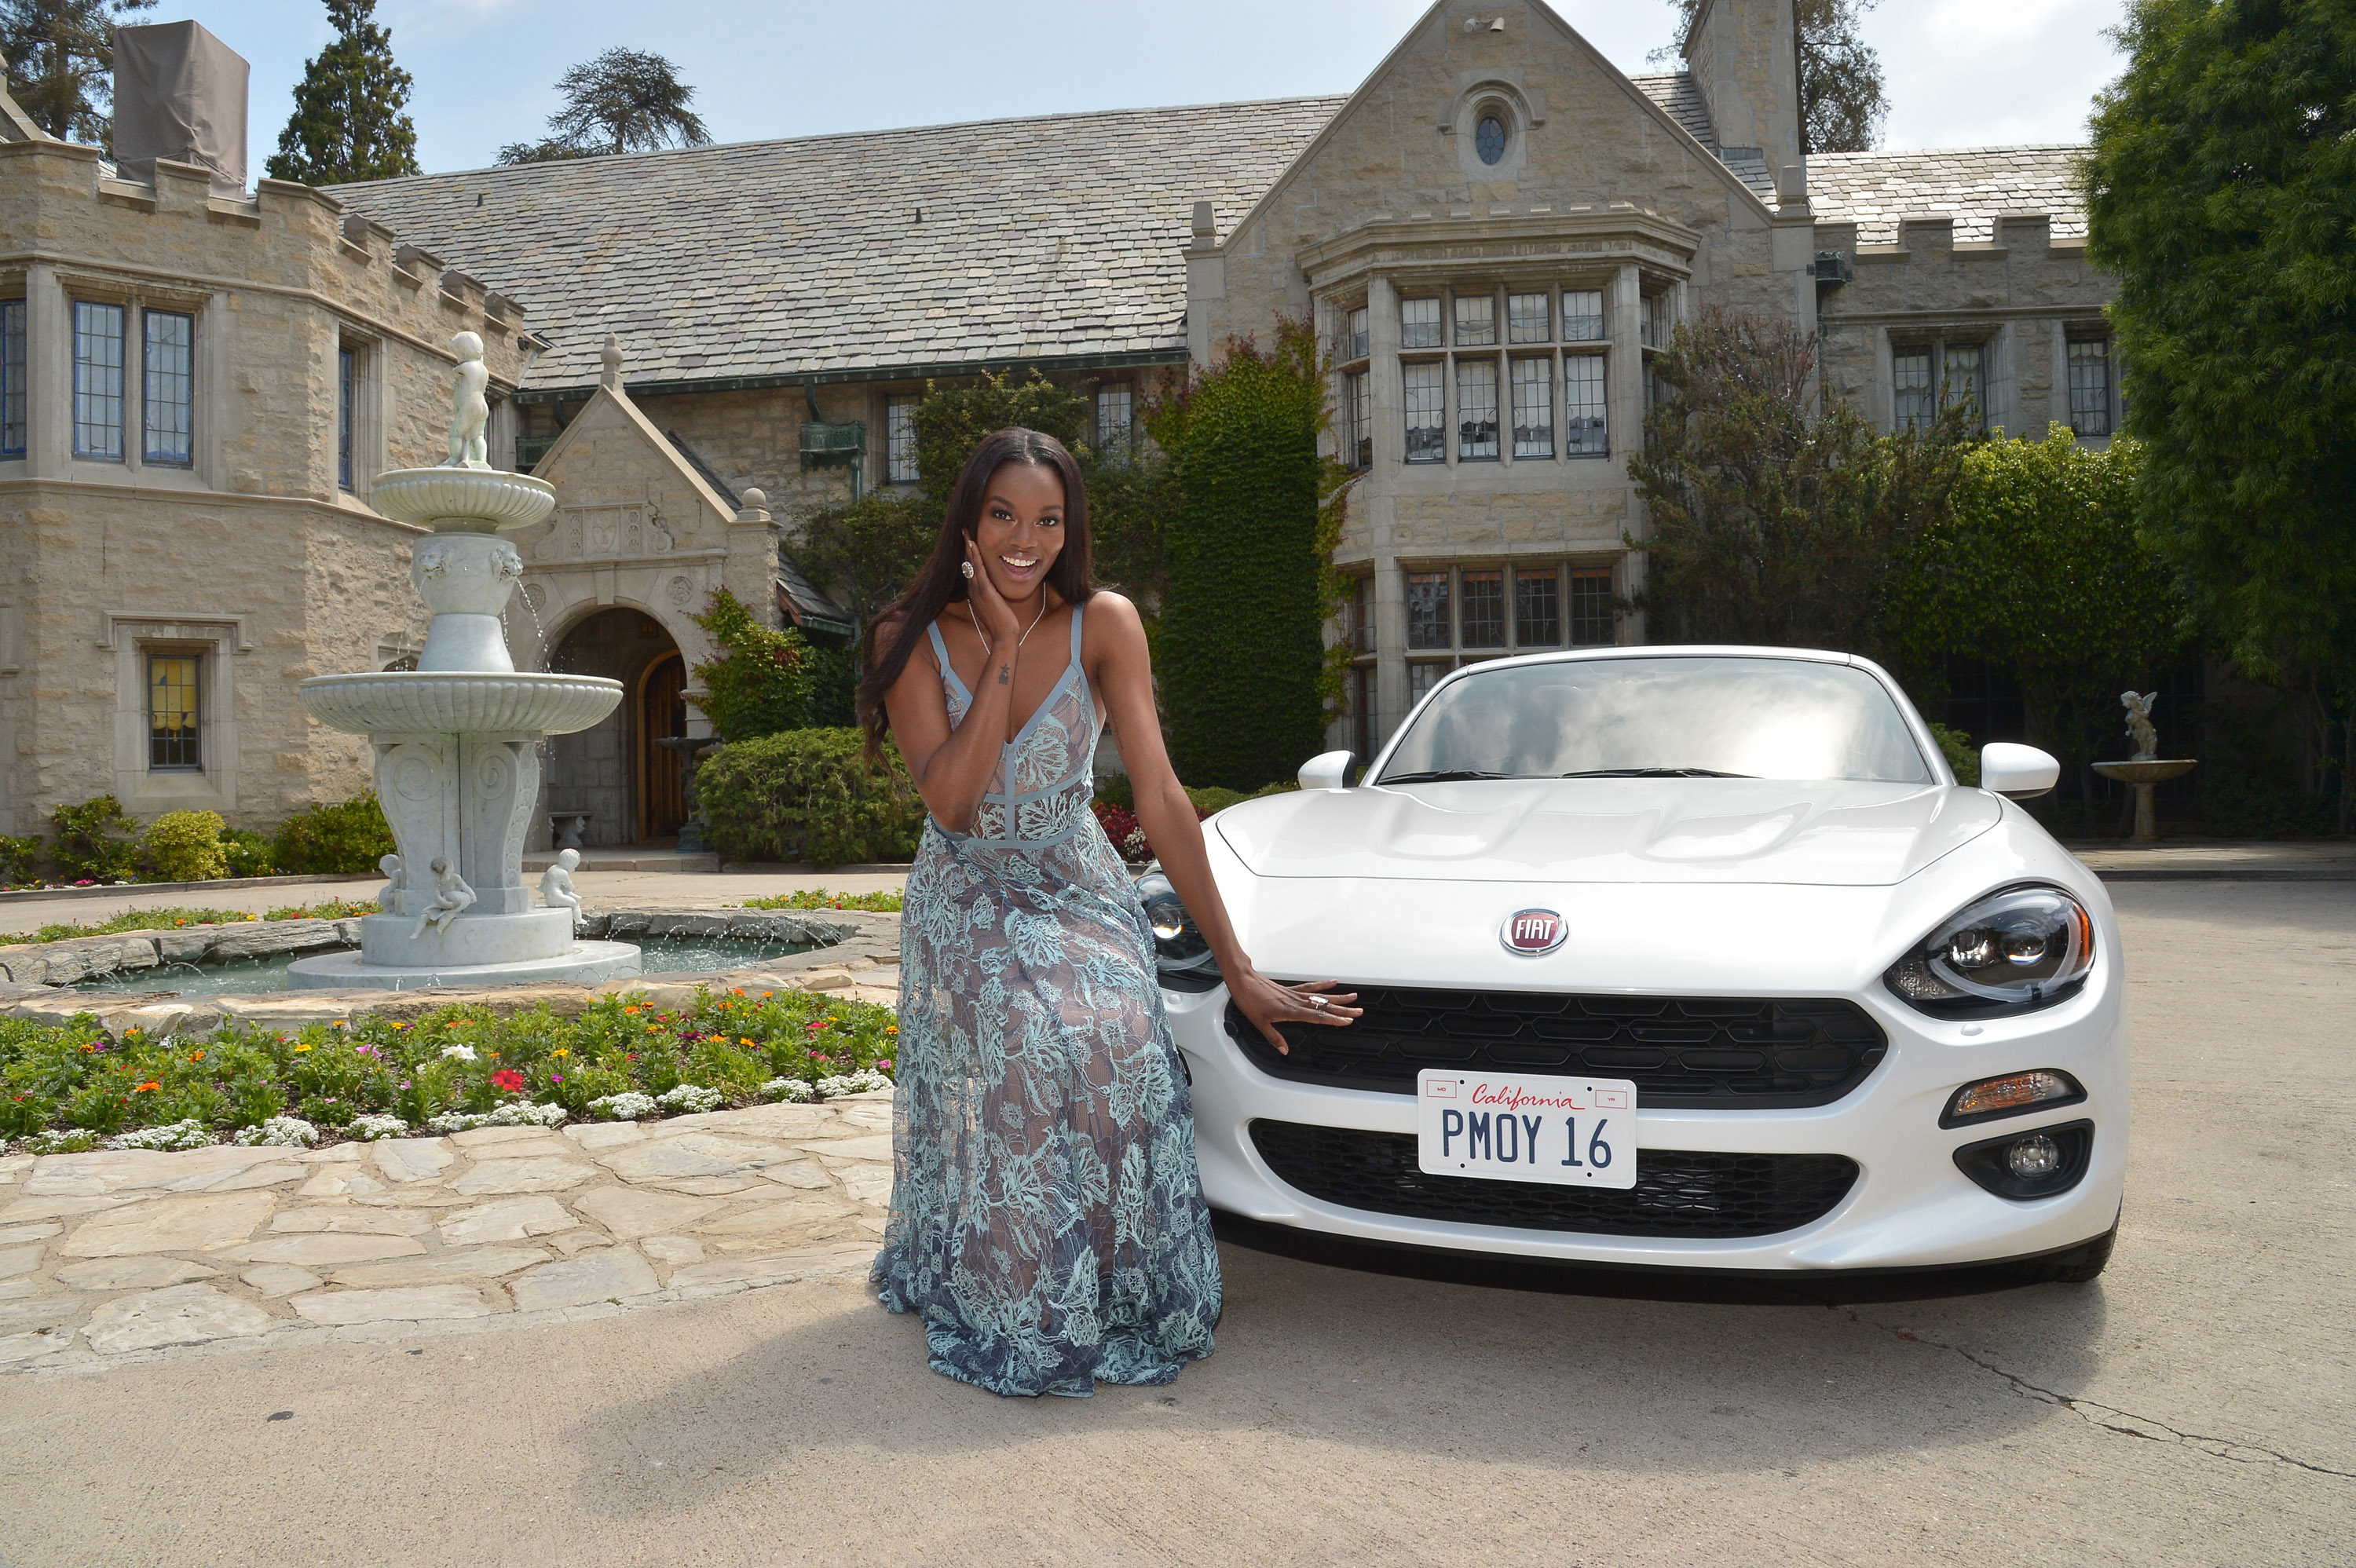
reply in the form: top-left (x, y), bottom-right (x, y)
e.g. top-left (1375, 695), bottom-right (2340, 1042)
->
top-left (1228, 966), bottom-right (1360, 1056)
top-left (963, 535), bottom-right (1022, 648)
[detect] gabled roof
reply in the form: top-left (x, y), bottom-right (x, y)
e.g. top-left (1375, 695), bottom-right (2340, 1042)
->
top-left (1627, 71), bottom-right (1775, 200)
top-left (337, 98), bottom-right (1343, 397)
top-left (1805, 146), bottom-right (2090, 244)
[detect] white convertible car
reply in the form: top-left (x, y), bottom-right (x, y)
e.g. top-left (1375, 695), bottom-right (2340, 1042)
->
top-left (1140, 647), bottom-right (2124, 1282)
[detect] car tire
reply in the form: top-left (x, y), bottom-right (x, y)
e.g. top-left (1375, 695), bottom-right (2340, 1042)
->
top-left (2039, 1215), bottom-right (2120, 1284)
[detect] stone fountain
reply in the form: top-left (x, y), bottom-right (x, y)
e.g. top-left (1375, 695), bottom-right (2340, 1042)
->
top-left (2091, 689), bottom-right (2197, 845)
top-left (286, 334), bottom-right (643, 990)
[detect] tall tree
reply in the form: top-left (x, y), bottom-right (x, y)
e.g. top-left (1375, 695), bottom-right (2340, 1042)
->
top-left (497, 47), bottom-right (709, 165)
top-left (2084, 0), bottom-right (2356, 828)
top-left (1658, 0), bottom-right (1886, 154)
top-left (265, 0), bottom-right (420, 186)
top-left (1626, 305), bottom-right (1970, 654)
top-left (0, 0), bottom-right (153, 148)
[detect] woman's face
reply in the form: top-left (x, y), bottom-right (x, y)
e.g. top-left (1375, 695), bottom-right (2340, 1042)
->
top-left (970, 460), bottom-right (1066, 604)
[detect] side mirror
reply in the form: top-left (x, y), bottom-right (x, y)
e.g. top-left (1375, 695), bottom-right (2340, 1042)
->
top-left (1981, 742), bottom-right (2059, 800)
top-left (1298, 750), bottom-right (1355, 791)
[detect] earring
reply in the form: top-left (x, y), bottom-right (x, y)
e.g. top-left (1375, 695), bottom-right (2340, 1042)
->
top-left (960, 561), bottom-right (975, 580)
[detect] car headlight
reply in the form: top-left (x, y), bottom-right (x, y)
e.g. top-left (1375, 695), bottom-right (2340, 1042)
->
top-left (1885, 885), bottom-right (2094, 1016)
top-left (1136, 868), bottom-right (1220, 990)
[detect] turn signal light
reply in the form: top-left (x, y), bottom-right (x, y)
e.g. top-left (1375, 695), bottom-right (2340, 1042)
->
top-left (1942, 1069), bottom-right (2084, 1128)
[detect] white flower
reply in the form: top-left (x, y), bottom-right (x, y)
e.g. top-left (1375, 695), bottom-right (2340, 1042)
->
top-left (233, 1116), bottom-right (319, 1149)
top-left (105, 1120), bottom-right (212, 1152)
top-left (485, 1100), bottom-right (567, 1128)
top-left (813, 1069), bottom-right (893, 1100)
top-left (759, 1077), bottom-right (814, 1103)
top-left (655, 1084), bottom-right (723, 1113)
top-left (347, 1113), bottom-right (409, 1141)
top-left (439, 1044), bottom-right (478, 1062)
top-left (587, 1091), bottom-right (658, 1120)
top-left (27, 1128), bottom-right (98, 1154)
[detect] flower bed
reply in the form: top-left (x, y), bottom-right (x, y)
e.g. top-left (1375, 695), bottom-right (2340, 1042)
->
top-left (0, 985), bottom-right (898, 1153)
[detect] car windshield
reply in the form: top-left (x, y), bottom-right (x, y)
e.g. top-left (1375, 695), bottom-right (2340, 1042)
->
top-left (1377, 656), bottom-right (1931, 784)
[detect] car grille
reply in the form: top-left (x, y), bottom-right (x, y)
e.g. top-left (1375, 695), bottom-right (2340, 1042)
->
top-left (1227, 988), bottom-right (1886, 1109)
top-left (1248, 1120), bottom-right (1860, 1239)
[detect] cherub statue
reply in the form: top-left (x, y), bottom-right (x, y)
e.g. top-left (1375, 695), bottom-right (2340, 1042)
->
top-left (445, 331), bottom-right (491, 470)
top-left (2122, 690), bottom-right (2159, 762)
top-left (538, 846), bottom-right (583, 931)
top-left (410, 856), bottom-right (476, 940)
top-left (377, 853), bottom-right (403, 915)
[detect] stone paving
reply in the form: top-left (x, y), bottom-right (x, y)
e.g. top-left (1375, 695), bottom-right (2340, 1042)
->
top-left (0, 1092), bottom-right (898, 1373)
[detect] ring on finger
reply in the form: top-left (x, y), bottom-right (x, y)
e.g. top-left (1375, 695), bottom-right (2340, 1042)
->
top-left (1308, 994), bottom-right (1329, 1011)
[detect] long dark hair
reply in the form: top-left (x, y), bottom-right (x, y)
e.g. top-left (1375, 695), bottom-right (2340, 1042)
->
top-left (857, 427), bottom-right (1094, 756)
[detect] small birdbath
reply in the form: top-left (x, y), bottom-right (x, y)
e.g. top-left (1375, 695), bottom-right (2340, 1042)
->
top-left (2091, 759), bottom-right (2197, 844)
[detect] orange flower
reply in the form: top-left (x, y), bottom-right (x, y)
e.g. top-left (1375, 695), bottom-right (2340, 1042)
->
top-left (740, 1036), bottom-right (755, 1047)
top-left (134, 1081), bottom-right (159, 1092)
top-left (624, 1005), bottom-right (641, 1014)
top-left (731, 988), bottom-right (744, 996)
top-left (551, 1049), bottom-right (569, 1058)
top-left (293, 1043), bottom-right (313, 1053)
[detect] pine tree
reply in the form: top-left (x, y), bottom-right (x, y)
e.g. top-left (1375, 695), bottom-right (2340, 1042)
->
top-left (497, 48), bottom-right (709, 166)
top-left (0, 0), bottom-right (155, 149)
top-left (265, 0), bottom-right (420, 186)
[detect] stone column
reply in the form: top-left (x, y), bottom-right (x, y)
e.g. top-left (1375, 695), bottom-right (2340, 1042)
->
top-left (1366, 275), bottom-right (1401, 468)
top-left (1609, 263), bottom-right (1644, 466)
top-left (24, 265), bottom-right (68, 479)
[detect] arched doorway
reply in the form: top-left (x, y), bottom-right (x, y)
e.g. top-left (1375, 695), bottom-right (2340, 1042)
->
top-left (544, 608), bottom-right (689, 848)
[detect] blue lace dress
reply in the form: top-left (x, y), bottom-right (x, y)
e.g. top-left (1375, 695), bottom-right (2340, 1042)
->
top-left (873, 601), bottom-right (1222, 1397)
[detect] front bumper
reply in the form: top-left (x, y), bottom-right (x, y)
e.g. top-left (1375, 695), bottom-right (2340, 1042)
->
top-left (1166, 978), bottom-right (2128, 1273)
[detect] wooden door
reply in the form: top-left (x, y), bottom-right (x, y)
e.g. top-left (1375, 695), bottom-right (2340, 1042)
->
top-left (638, 652), bottom-right (687, 841)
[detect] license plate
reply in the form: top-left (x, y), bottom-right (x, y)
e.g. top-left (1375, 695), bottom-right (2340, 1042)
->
top-left (1416, 1069), bottom-right (1637, 1189)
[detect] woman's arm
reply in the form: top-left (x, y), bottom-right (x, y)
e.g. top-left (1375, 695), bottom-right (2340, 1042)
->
top-left (882, 539), bottom-right (1025, 833)
top-left (1089, 592), bottom-right (1359, 1052)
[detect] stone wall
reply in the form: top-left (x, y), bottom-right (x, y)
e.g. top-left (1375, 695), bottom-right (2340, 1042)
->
top-left (0, 141), bottom-right (531, 836)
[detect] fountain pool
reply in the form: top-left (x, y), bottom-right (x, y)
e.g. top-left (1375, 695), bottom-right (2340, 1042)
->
top-left (69, 938), bottom-right (858, 997)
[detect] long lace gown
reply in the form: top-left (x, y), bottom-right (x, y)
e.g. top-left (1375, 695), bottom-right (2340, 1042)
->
top-left (873, 601), bottom-right (1223, 1397)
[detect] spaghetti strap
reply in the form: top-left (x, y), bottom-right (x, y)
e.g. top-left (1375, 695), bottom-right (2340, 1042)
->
top-left (1069, 598), bottom-right (1085, 662)
top-left (925, 621), bottom-right (971, 706)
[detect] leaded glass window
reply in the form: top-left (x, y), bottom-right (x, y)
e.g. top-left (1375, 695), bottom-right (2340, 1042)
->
top-left (1514, 568), bottom-right (1560, 647)
top-left (1408, 659), bottom-right (1444, 708)
top-left (148, 653), bottom-right (200, 770)
top-left (1344, 306), bottom-right (1369, 361)
top-left (1456, 358), bottom-right (1498, 460)
top-left (1095, 382), bottom-right (1133, 456)
top-left (1570, 569), bottom-right (1615, 645)
top-left (1564, 355), bottom-right (1608, 456)
top-left (1351, 575), bottom-right (1374, 655)
top-left (1400, 297), bottom-right (1443, 350)
top-left (1453, 294), bottom-right (1496, 348)
top-left (1892, 345), bottom-right (1935, 429)
top-left (1460, 570), bottom-right (1506, 647)
top-left (1641, 291), bottom-right (1672, 348)
top-left (1407, 571), bottom-right (1451, 649)
top-left (72, 301), bottom-right (125, 460)
top-left (1562, 290), bottom-right (1605, 342)
top-left (2069, 338), bottom-right (2111, 437)
top-left (338, 345), bottom-right (355, 491)
top-left (1944, 343), bottom-right (1986, 432)
top-left (1342, 369), bottom-right (1370, 469)
top-left (1403, 361), bottom-right (1445, 463)
top-left (1507, 292), bottom-right (1549, 345)
top-left (142, 310), bottom-right (192, 466)
top-left (886, 394), bottom-right (920, 483)
top-left (0, 300), bottom-right (24, 459)
top-left (1475, 115), bottom-right (1506, 166)
top-left (1510, 357), bottom-right (1553, 459)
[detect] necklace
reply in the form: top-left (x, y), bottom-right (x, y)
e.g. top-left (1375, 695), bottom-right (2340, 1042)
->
top-left (975, 594), bottom-right (1052, 660)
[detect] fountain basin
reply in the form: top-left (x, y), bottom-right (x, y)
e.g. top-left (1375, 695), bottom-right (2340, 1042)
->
top-left (298, 671), bottom-right (621, 737)
top-left (368, 466), bottom-right (555, 532)
top-left (286, 940), bottom-right (642, 991)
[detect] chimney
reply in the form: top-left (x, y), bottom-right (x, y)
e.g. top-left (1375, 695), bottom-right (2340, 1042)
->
top-left (1680, 0), bottom-right (1802, 177)
top-left (112, 20), bottom-right (249, 195)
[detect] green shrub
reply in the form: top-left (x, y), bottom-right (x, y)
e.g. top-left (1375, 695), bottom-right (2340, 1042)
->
top-left (221, 828), bottom-right (278, 879)
top-left (142, 810), bottom-right (229, 883)
top-left (689, 588), bottom-right (814, 741)
top-left (273, 792), bottom-right (397, 875)
top-left (698, 727), bottom-right (925, 868)
top-left (49, 795), bottom-right (140, 881)
top-left (1096, 773), bottom-right (1135, 810)
top-left (1927, 724), bottom-right (1982, 788)
top-left (0, 834), bottom-right (38, 884)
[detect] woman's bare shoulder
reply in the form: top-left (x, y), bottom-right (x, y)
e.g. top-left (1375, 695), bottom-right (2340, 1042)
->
top-left (1082, 590), bottom-right (1144, 636)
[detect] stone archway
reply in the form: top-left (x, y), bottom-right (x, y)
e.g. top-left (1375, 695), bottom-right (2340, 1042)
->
top-left (545, 608), bottom-right (687, 847)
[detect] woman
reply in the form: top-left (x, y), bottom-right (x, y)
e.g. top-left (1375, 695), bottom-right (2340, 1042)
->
top-left (859, 427), bottom-right (1359, 1398)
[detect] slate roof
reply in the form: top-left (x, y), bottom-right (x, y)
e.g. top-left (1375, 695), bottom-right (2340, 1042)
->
top-left (338, 97), bottom-right (1345, 396)
top-left (1802, 146), bottom-right (2090, 245)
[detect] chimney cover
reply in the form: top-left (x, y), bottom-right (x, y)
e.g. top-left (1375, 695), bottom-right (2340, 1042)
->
top-left (112, 20), bottom-right (249, 196)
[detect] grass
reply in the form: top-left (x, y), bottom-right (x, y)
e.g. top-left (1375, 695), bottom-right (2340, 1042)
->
top-left (1, 898), bottom-right (382, 947)
top-left (740, 888), bottom-right (904, 912)
top-left (0, 985), bottom-right (898, 1150)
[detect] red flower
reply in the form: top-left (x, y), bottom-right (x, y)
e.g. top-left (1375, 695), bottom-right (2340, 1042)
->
top-left (490, 1069), bottom-right (526, 1094)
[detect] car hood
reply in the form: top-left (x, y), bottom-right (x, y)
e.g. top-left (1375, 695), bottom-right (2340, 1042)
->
top-left (1214, 778), bottom-right (2001, 886)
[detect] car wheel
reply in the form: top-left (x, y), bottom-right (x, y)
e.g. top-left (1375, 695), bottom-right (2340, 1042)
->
top-left (2039, 1215), bottom-right (2120, 1284)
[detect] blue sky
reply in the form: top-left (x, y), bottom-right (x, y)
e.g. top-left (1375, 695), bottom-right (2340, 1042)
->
top-left (180, 0), bottom-right (2130, 177)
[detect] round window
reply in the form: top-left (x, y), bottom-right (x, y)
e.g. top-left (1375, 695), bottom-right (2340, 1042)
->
top-left (1475, 114), bottom-right (1507, 165)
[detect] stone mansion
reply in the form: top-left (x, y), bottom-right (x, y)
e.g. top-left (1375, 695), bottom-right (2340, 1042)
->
top-left (0, 0), bottom-right (2116, 844)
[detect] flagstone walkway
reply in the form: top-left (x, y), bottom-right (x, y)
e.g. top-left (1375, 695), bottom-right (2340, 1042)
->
top-left (0, 1093), bottom-right (897, 1374)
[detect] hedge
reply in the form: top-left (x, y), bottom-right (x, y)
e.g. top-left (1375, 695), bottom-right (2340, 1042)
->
top-left (698, 727), bottom-right (926, 868)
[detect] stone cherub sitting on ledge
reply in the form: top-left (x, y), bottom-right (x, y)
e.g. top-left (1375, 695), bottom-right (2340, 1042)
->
top-left (539, 847), bottom-right (584, 931)
top-left (410, 857), bottom-right (477, 940)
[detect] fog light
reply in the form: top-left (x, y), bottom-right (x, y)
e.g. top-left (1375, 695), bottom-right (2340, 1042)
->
top-left (1954, 1119), bottom-right (2094, 1201)
top-left (1942, 1069), bottom-right (2085, 1128)
top-left (2007, 1134), bottom-right (2062, 1179)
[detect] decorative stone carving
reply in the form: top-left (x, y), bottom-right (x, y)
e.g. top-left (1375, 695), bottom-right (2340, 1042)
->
top-left (540, 848), bottom-right (584, 931)
top-left (447, 331), bottom-right (492, 470)
top-left (2122, 690), bottom-right (2159, 762)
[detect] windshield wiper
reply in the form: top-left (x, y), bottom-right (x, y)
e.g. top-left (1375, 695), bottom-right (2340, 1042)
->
top-left (1558, 767), bottom-right (1756, 779)
top-left (1378, 769), bottom-right (1522, 784)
